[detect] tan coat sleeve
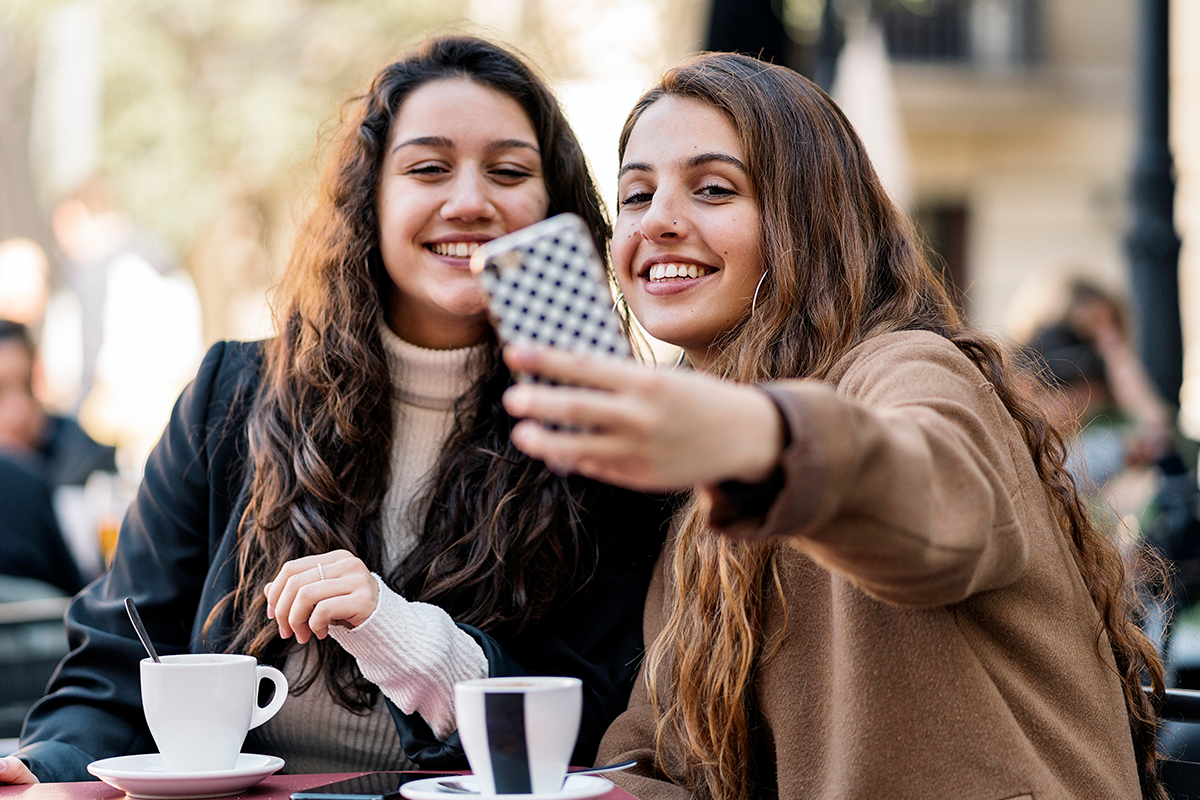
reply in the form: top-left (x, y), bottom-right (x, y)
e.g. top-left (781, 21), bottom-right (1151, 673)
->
top-left (720, 331), bottom-right (1031, 607)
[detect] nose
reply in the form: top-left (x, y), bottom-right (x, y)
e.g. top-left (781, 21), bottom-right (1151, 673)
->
top-left (638, 197), bottom-right (686, 242)
top-left (638, 183), bottom-right (686, 241)
top-left (441, 168), bottom-right (495, 223)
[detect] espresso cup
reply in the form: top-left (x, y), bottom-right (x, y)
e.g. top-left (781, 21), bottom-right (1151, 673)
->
top-left (140, 654), bottom-right (288, 772)
top-left (455, 676), bottom-right (582, 795)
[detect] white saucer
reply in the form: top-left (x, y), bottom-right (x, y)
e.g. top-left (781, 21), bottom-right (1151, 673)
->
top-left (399, 774), bottom-right (612, 800)
top-left (87, 753), bottom-right (285, 799)
top-left (399, 774), bottom-right (613, 800)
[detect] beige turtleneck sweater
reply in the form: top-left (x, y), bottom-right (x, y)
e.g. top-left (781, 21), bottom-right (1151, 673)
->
top-left (246, 326), bottom-right (490, 772)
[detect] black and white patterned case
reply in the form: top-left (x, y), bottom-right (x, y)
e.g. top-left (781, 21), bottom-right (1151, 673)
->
top-left (470, 213), bottom-right (631, 366)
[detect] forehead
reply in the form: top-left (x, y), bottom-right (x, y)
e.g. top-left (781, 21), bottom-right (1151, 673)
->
top-left (388, 77), bottom-right (538, 145)
top-left (622, 96), bottom-right (743, 164)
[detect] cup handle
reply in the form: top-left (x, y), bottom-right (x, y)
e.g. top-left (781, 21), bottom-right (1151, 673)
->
top-left (249, 665), bottom-right (289, 729)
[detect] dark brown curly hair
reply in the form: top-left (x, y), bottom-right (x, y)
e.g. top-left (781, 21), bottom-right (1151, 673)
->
top-left (205, 36), bottom-right (615, 711)
top-left (620, 53), bottom-right (1166, 800)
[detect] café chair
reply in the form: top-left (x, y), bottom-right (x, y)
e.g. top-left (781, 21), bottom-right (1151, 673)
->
top-left (1154, 686), bottom-right (1200, 798)
top-left (0, 576), bottom-right (71, 740)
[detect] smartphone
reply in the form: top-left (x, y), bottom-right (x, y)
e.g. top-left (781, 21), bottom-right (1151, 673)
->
top-left (470, 213), bottom-right (632, 372)
top-left (290, 771), bottom-right (455, 800)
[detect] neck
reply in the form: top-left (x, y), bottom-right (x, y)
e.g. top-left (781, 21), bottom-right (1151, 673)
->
top-left (684, 346), bottom-right (718, 373)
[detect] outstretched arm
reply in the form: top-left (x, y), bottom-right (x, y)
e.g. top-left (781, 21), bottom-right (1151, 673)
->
top-left (501, 345), bottom-right (785, 492)
top-left (505, 333), bottom-right (1031, 608)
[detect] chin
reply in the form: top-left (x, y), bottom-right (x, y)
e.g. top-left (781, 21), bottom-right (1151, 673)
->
top-left (640, 317), bottom-right (710, 351)
top-left (435, 288), bottom-right (489, 317)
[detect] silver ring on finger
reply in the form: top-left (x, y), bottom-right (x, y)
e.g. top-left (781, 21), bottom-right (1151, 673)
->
top-left (317, 563), bottom-right (325, 581)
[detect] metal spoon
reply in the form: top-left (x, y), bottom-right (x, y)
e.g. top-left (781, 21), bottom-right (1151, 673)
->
top-left (435, 760), bottom-right (637, 794)
top-left (124, 597), bottom-right (161, 663)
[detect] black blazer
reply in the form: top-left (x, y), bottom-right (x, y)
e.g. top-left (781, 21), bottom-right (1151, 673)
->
top-left (17, 340), bottom-right (669, 781)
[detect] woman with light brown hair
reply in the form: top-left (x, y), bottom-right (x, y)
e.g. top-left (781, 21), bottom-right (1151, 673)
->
top-left (2, 35), bottom-right (668, 785)
top-left (502, 52), bottom-right (1165, 799)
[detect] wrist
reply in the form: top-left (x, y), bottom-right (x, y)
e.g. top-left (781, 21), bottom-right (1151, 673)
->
top-left (729, 387), bottom-right (788, 484)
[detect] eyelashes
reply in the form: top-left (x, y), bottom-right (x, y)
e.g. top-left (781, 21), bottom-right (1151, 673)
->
top-left (698, 183), bottom-right (734, 197)
top-left (620, 191), bottom-right (652, 207)
top-left (618, 183), bottom-right (737, 208)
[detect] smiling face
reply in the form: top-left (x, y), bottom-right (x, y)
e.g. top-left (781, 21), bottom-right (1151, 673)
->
top-left (613, 96), bottom-right (764, 370)
top-left (376, 77), bottom-right (550, 349)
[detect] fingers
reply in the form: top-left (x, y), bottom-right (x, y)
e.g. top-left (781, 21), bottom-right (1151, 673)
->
top-left (305, 589), bottom-right (377, 637)
top-left (0, 756), bottom-right (38, 785)
top-left (276, 566), bottom-right (329, 643)
top-left (510, 419), bottom-right (641, 473)
top-left (504, 382), bottom-right (643, 434)
top-left (264, 553), bottom-right (330, 637)
top-left (264, 551), bottom-right (378, 643)
top-left (504, 345), bottom-right (643, 391)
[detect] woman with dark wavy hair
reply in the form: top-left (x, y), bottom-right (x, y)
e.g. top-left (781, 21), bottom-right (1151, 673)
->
top-left (502, 52), bottom-right (1164, 799)
top-left (2, 35), bottom-right (668, 785)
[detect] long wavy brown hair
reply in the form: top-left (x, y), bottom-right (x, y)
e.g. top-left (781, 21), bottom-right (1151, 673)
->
top-left (204, 36), bottom-right (616, 710)
top-left (619, 53), bottom-right (1166, 800)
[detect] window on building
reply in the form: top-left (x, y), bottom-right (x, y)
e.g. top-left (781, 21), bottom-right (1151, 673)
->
top-left (914, 203), bottom-right (970, 315)
top-left (879, 0), bottom-right (1040, 68)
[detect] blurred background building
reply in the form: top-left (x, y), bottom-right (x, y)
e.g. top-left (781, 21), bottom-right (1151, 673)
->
top-left (0, 0), bottom-right (1195, 481)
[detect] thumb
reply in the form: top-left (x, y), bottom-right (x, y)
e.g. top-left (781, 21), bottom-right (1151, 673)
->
top-left (0, 756), bottom-right (38, 784)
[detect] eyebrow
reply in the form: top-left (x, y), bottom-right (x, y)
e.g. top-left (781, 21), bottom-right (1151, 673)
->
top-left (618, 151), bottom-right (747, 178)
top-left (391, 136), bottom-right (540, 156)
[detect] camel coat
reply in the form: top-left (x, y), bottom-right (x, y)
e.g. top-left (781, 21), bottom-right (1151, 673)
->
top-left (597, 331), bottom-right (1142, 800)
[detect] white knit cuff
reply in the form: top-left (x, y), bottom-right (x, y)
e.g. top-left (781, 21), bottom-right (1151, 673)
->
top-left (329, 574), bottom-right (489, 740)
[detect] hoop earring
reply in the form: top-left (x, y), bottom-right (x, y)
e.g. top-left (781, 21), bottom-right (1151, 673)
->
top-left (611, 291), bottom-right (624, 314)
top-left (671, 348), bottom-right (686, 370)
top-left (750, 271), bottom-right (769, 315)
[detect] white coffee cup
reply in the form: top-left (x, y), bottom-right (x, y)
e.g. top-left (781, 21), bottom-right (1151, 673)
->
top-left (140, 654), bottom-right (288, 772)
top-left (455, 676), bottom-right (582, 795)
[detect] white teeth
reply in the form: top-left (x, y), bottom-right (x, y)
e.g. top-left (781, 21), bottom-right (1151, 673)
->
top-left (648, 263), bottom-right (712, 282)
top-left (431, 242), bottom-right (481, 258)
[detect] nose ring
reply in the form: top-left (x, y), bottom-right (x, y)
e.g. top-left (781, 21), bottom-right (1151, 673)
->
top-left (673, 220), bottom-right (677, 225)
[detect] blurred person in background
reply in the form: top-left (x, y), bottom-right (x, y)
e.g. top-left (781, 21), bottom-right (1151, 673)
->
top-left (1015, 277), bottom-right (1173, 492)
top-left (0, 234), bottom-right (136, 578)
top-left (0, 319), bottom-right (115, 586)
top-left (0, 35), bottom-right (669, 785)
top-left (1014, 279), bottom-right (1193, 628)
top-left (48, 178), bottom-right (204, 474)
top-left (0, 260), bottom-right (93, 596)
top-left (0, 320), bottom-right (116, 491)
top-left (502, 53), bottom-right (1162, 799)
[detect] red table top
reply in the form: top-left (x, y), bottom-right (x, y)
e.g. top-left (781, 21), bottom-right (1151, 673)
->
top-left (0, 771), bottom-right (638, 800)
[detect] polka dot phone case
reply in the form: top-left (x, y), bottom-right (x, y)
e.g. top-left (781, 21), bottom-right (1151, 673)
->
top-left (470, 213), bottom-right (631, 375)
